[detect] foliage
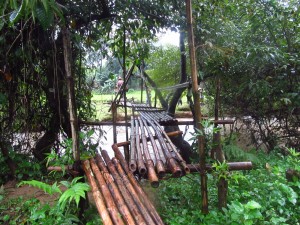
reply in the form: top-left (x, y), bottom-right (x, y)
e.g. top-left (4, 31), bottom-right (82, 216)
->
top-left (158, 149), bottom-right (300, 224)
top-left (0, 151), bottom-right (43, 184)
top-left (193, 0), bottom-right (300, 150)
top-left (59, 177), bottom-right (90, 210)
top-left (46, 128), bottom-right (101, 177)
top-left (1, 177), bottom-right (91, 224)
top-left (0, 197), bottom-right (81, 225)
top-left (146, 45), bottom-right (181, 89)
top-left (18, 180), bottom-right (61, 195)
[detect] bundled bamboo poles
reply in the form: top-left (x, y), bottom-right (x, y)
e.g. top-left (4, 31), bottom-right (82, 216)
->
top-left (112, 144), bottom-right (165, 225)
top-left (128, 115), bottom-right (184, 179)
top-left (140, 111), bottom-right (175, 125)
top-left (140, 114), bottom-right (189, 175)
top-left (82, 151), bottom-right (164, 225)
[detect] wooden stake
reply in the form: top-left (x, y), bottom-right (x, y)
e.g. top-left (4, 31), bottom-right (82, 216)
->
top-left (185, 0), bottom-right (208, 214)
top-left (62, 26), bottom-right (80, 162)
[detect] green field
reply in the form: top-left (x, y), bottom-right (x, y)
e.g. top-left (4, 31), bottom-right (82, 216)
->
top-left (91, 90), bottom-right (192, 121)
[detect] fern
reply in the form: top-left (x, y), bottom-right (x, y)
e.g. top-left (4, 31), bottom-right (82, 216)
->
top-left (18, 180), bottom-right (62, 195)
top-left (59, 177), bottom-right (90, 210)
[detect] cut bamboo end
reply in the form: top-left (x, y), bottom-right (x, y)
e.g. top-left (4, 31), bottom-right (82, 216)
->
top-left (167, 158), bottom-right (182, 178)
top-left (146, 160), bottom-right (159, 188)
top-left (129, 160), bottom-right (137, 172)
top-left (137, 159), bottom-right (147, 175)
top-left (156, 160), bottom-right (166, 179)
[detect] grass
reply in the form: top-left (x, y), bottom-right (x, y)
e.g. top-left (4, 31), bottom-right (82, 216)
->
top-left (91, 90), bottom-right (197, 121)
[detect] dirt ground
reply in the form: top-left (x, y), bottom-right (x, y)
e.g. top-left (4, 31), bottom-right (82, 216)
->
top-left (3, 180), bottom-right (64, 205)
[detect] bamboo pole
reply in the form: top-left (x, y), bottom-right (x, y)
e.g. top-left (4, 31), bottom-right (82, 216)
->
top-left (141, 114), bottom-right (182, 177)
top-left (100, 150), bottom-right (147, 225)
top-left (111, 145), bottom-right (165, 225)
top-left (94, 154), bottom-right (136, 225)
top-left (116, 130), bottom-right (182, 147)
top-left (82, 160), bottom-right (113, 225)
top-left (62, 27), bottom-right (80, 162)
top-left (89, 158), bottom-right (125, 225)
top-left (185, 0), bottom-right (208, 214)
top-left (134, 119), bottom-right (147, 175)
top-left (137, 117), bottom-right (159, 187)
top-left (112, 157), bottom-right (157, 225)
top-left (146, 116), bottom-right (190, 174)
top-left (129, 116), bottom-right (137, 172)
top-left (140, 117), bottom-right (166, 178)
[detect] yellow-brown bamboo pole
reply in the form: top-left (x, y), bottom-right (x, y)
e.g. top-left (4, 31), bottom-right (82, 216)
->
top-left (135, 118), bottom-right (147, 175)
top-left (185, 0), bottom-right (208, 213)
top-left (137, 117), bottom-right (159, 187)
top-left (112, 157), bottom-right (157, 225)
top-left (129, 116), bottom-right (137, 172)
top-left (82, 160), bottom-right (113, 225)
top-left (100, 151), bottom-right (147, 225)
top-left (94, 154), bottom-right (136, 225)
top-left (140, 117), bottom-right (166, 178)
top-left (112, 144), bottom-right (165, 225)
top-left (89, 158), bottom-right (125, 225)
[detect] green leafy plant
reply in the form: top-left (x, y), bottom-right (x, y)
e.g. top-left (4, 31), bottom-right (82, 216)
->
top-left (59, 177), bottom-right (90, 210)
top-left (18, 177), bottom-right (90, 210)
top-left (18, 180), bottom-right (61, 195)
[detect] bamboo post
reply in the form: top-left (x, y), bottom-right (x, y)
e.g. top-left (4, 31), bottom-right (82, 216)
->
top-left (213, 77), bottom-right (228, 210)
top-left (185, 0), bottom-right (208, 213)
top-left (112, 102), bottom-right (117, 143)
top-left (62, 27), bottom-right (80, 162)
top-left (89, 158), bottom-right (125, 225)
top-left (111, 144), bottom-right (165, 225)
top-left (94, 154), bottom-right (136, 225)
top-left (82, 160), bottom-right (113, 225)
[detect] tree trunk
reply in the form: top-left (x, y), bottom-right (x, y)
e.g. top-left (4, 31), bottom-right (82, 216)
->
top-left (0, 141), bottom-right (16, 180)
top-left (165, 30), bottom-right (193, 163)
top-left (143, 71), bottom-right (168, 109)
